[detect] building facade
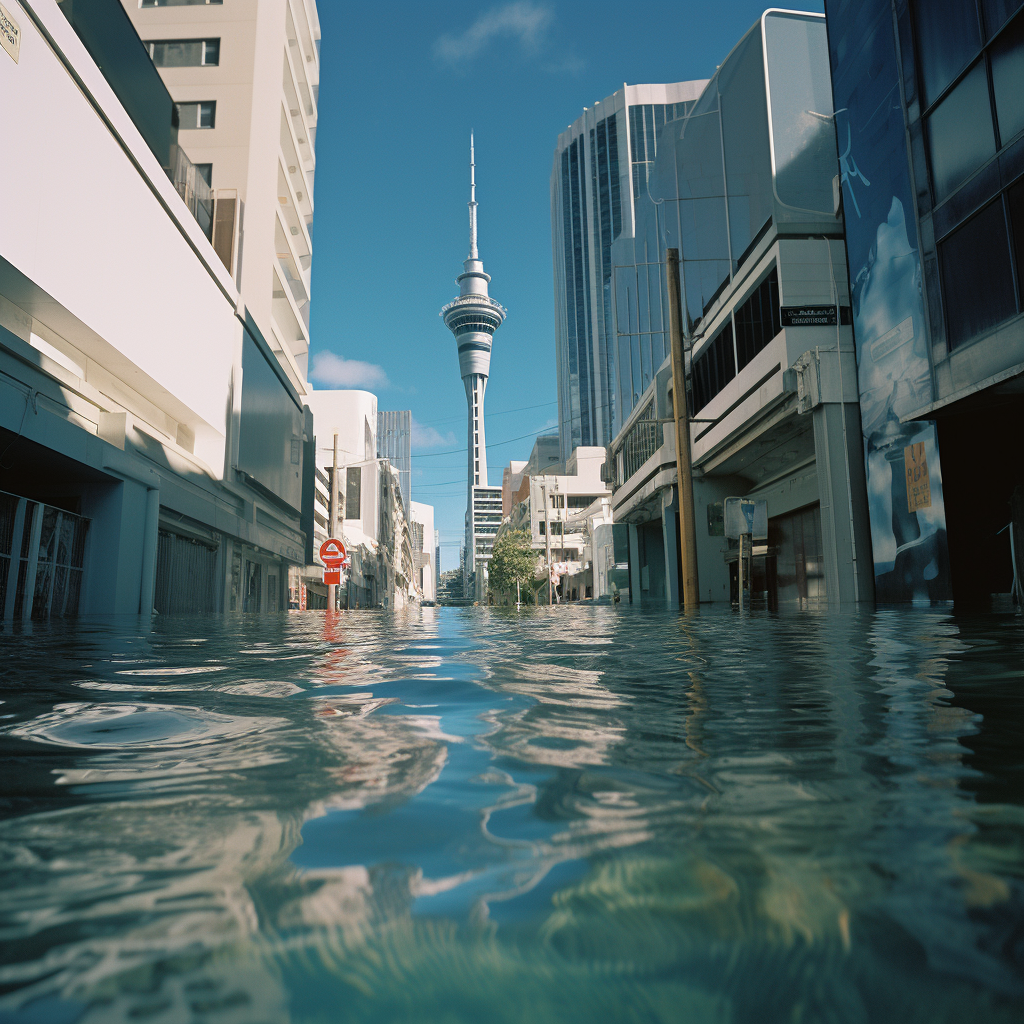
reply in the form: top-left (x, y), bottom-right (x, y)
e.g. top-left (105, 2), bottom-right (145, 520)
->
top-left (608, 10), bottom-right (874, 611)
top-left (1, 0), bottom-right (307, 620)
top-left (551, 80), bottom-right (707, 460)
top-left (410, 501), bottom-right (435, 602)
top-left (440, 137), bottom-right (507, 601)
top-left (122, 0), bottom-right (319, 394)
top-left (377, 409), bottom-right (411, 513)
top-left (824, 0), bottom-right (1024, 607)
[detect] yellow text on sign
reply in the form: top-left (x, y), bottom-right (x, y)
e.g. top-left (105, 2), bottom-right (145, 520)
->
top-left (0, 3), bottom-right (20, 64)
top-left (905, 442), bottom-right (931, 512)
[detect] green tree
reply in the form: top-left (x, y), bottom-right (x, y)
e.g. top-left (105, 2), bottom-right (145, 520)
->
top-left (487, 529), bottom-right (538, 604)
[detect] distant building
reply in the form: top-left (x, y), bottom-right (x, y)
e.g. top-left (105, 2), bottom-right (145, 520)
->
top-left (501, 461), bottom-right (527, 517)
top-left (123, 0), bottom-right (319, 394)
top-left (377, 410), bottom-right (412, 512)
top-left (410, 501), bottom-right (435, 602)
top-left (551, 80), bottom-right (707, 460)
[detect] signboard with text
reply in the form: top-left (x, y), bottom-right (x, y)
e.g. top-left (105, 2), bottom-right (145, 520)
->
top-left (1, 3), bottom-right (20, 63)
top-left (781, 305), bottom-right (838, 327)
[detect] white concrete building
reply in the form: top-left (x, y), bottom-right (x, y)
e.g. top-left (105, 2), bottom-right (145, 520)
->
top-left (409, 501), bottom-right (435, 602)
top-left (1, 0), bottom-right (307, 618)
top-left (122, 0), bottom-right (319, 393)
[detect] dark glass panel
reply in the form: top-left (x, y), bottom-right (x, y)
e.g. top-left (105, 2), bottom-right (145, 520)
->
top-left (1008, 177), bottom-right (1024, 306)
top-left (735, 268), bottom-right (781, 370)
top-left (926, 61), bottom-right (996, 200)
top-left (991, 12), bottom-right (1024, 144)
top-left (939, 198), bottom-right (1017, 347)
top-left (981, 0), bottom-right (1024, 34)
top-left (691, 323), bottom-right (736, 413)
top-left (913, 0), bottom-right (982, 105)
top-left (202, 38), bottom-right (219, 65)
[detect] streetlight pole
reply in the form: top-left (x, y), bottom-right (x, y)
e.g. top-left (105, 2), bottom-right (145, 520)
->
top-left (328, 433), bottom-right (338, 611)
top-left (542, 477), bottom-right (552, 606)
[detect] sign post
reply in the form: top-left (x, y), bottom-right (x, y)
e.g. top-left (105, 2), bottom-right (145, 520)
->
top-left (319, 538), bottom-right (346, 590)
top-left (725, 498), bottom-right (767, 611)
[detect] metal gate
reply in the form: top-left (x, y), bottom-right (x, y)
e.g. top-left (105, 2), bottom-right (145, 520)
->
top-left (154, 530), bottom-right (217, 615)
top-left (0, 490), bottom-right (88, 621)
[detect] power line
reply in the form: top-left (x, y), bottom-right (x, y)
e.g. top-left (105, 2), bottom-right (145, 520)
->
top-left (412, 424), bottom-right (557, 459)
top-left (417, 399), bottom-right (557, 427)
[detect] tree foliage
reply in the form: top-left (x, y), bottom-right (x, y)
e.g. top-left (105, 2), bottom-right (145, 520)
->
top-left (487, 529), bottom-right (537, 601)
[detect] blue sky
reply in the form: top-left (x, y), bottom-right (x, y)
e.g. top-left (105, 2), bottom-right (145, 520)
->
top-left (307, 0), bottom-right (824, 571)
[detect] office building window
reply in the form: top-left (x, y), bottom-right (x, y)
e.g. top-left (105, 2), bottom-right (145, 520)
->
top-left (195, 163), bottom-right (212, 186)
top-left (926, 62), bottom-right (996, 200)
top-left (142, 1), bottom-right (223, 6)
top-left (148, 38), bottom-right (219, 66)
top-left (990, 12), bottom-right (1024, 144)
top-left (175, 101), bottom-right (216, 129)
top-left (981, 0), bottom-right (1024, 36)
top-left (1010, 178), bottom-right (1024, 307)
top-left (939, 197), bottom-right (1017, 348)
top-left (691, 323), bottom-right (737, 414)
top-left (913, 0), bottom-right (982, 105)
top-left (734, 267), bottom-right (781, 371)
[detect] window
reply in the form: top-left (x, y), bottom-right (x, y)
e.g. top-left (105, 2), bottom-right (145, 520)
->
top-left (550, 494), bottom-right (565, 508)
top-left (913, 0), bottom-right (982, 105)
top-left (345, 467), bottom-right (361, 519)
top-left (734, 267), bottom-right (781, 371)
top-left (142, 1), bottom-right (223, 6)
top-left (195, 163), bottom-right (212, 186)
top-left (175, 101), bottom-right (216, 129)
top-left (148, 38), bottom-right (219, 66)
top-left (691, 323), bottom-right (737, 414)
top-left (926, 62), bottom-right (996, 200)
top-left (1010, 178), bottom-right (1024, 307)
top-left (939, 198), bottom-right (1017, 348)
top-left (567, 495), bottom-right (598, 509)
top-left (981, 0), bottom-right (1024, 35)
top-left (991, 12), bottom-right (1024, 144)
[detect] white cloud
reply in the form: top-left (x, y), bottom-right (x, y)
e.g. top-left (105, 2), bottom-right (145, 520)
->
top-left (434, 2), bottom-right (552, 63)
top-left (412, 416), bottom-right (458, 450)
top-left (310, 351), bottom-right (390, 390)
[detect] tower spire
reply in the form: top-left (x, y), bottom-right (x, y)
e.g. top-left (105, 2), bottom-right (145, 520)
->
top-left (468, 133), bottom-right (478, 260)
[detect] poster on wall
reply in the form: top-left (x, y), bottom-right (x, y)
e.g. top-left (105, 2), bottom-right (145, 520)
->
top-left (826, 0), bottom-right (950, 602)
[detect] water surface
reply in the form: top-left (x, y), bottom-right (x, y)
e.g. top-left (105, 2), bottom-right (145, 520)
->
top-left (0, 607), bottom-right (1022, 1023)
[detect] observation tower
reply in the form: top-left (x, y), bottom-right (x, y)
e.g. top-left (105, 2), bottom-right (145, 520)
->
top-left (440, 136), bottom-right (507, 599)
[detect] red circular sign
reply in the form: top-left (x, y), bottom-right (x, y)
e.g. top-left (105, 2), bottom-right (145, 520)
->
top-left (319, 538), bottom-right (346, 567)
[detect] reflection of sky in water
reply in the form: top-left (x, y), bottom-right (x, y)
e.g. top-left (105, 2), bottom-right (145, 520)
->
top-left (0, 609), bottom-right (1022, 1023)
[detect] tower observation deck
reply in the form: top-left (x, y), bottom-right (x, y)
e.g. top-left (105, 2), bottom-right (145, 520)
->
top-left (441, 136), bottom-right (506, 600)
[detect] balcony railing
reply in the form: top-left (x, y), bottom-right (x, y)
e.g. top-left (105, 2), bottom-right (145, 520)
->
top-left (171, 146), bottom-right (213, 240)
top-left (619, 400), bottom-right (662, 484)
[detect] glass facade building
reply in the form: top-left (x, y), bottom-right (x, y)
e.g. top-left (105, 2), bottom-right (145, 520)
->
top-left (825, 0), bottom-right (1024, 605)
top-left (377, 409), bottom-right (411, 513)
top-left (550, 82), bottom-right (706, 460)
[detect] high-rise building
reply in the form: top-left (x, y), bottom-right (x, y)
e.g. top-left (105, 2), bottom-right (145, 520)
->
top-left (123, 0), bottom-right (319, 393)
top-left (551, 81), bottom-right (706, 460)
top-left (441, 137), bottom-right (506, 600)
top-left (377, 410), bottom-right (411, 512)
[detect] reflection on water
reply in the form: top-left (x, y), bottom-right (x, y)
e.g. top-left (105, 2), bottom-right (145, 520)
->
top-left (0, 608), bottom-right (1022, 1023)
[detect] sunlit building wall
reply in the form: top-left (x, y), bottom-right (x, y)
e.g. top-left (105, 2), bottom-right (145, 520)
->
top-left (550, 80), bottom-right (706, 460)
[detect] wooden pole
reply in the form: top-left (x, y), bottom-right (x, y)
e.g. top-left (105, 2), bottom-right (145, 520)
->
top-left (666, 248), bottom-right (700, 611)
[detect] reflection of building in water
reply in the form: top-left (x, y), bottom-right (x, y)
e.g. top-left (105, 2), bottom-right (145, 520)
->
top-left (825, 0), bottom-right (1024, 608)
top-left (605, 11), bottom-right (873, 611)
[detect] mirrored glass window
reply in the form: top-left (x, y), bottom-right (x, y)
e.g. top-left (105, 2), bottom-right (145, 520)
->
top-left (1009, 178), bottom-right (1024, 307)
top-left (939, 198), bottom-right (1016, 347)
top-left (926, 61), bottom-right (996, 200)
top-left (175, 101), bottom-right (216, 129)
top-left (991, 12), bottom-right (1024, 144)
top-left (720, 28), bottom-right (773, 264)
top-left (692, 323), bottom-right (736, 413)
top-left (913, 0), bottom-right (982, 104)
top-left (763, 12), bottom-right (838, 214)
top-left (735, 267), bottom-right (782, 371)
top-left (148, 38), bottom-right (219, 67)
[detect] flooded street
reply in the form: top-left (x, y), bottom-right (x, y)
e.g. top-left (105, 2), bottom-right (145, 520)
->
top-left (0, 607), bottom-right (1022, 1023)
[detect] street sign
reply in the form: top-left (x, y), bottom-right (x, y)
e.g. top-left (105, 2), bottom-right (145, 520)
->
top-left (319, 538), bottom-right (346, 566)
top-left (323, 567), bottom-right (341, 585)
top-left (781, 304), bottom-right (838, 327)
top-left (724, 497), bottom-right (768, 540)
top-left (905, 442), bottom-right (931, 512)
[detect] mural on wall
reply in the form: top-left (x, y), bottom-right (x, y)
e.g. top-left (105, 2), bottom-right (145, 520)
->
top-left (826, 0), bottom-right (951, 602)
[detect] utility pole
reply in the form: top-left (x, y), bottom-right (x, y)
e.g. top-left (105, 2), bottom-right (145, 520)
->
top-left (542, 477), bottom-right (553, 606)
top-left (328, 433), bottom-right (338, 611)
top-left (666, 248), bottom-right (700, 612)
